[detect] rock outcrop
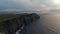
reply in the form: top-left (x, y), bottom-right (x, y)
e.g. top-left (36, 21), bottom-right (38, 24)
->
top-left (0, 13), bottom-right (40, 34)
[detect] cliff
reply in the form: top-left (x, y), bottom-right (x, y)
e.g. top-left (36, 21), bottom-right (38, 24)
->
top-left (0, 13), bottom-right (40, 34)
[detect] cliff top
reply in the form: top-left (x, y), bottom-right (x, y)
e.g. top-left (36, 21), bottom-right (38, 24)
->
top-left (0, 14), bottom-right (20, 22)
top-left (0, 13), bottom-right (40, 22)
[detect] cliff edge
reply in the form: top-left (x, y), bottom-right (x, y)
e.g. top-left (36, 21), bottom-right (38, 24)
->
top-left (0, 13), bottom-right (40, 34)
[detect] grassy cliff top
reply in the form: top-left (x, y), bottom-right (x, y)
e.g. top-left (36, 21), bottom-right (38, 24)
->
top-left (0, 14), bottom-right (31, 22)
top-left (0, 14), bottom-right (21, 22)
top-left (0, 13), bottom-right (39, 22)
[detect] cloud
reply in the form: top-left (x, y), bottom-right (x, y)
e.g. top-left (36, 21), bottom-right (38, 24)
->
top-left (0, 0), bottom-right (60, 12)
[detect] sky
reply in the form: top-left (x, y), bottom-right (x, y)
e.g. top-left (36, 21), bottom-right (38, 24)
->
top-left (0, 0), bottom-right (60, 12)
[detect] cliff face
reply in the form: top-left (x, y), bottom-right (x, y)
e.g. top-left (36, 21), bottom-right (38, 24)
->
top-left (0, 13), bottom-right (40, 34)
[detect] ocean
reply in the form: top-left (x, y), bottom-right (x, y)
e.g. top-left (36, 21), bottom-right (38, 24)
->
top-left (25, 14), bottom-right (60, 34)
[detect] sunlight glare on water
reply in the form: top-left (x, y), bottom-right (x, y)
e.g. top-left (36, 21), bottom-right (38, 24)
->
top-left (40, 14), bottom-right (60, 34)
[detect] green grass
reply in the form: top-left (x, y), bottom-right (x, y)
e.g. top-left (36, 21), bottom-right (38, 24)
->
top-left (0, 14), bottom-right (22, 22)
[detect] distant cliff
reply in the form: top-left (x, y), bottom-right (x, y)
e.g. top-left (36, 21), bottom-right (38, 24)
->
top-left (0, 13), bottom-right (40, 34)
